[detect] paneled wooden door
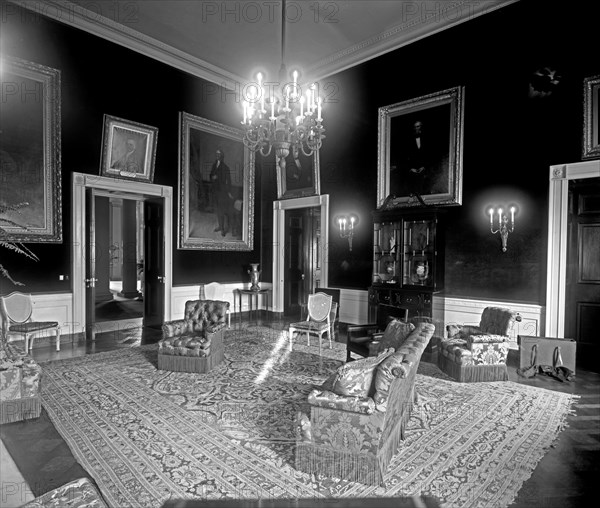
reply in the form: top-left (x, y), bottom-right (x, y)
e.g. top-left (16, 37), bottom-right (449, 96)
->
top-left (284, 207), bottom-right (321, 317)
top-left (566, 179), bottom-right (600, 368)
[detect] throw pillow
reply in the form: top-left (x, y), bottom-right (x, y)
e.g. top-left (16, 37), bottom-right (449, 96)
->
top-left (323, 348), bottom-right (395, 397)
top-left (379, 319), bottom-right (415, 351)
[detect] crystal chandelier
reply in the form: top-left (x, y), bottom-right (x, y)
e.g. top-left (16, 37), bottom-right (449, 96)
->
top-left (241, 0), bottom-right (325, 162)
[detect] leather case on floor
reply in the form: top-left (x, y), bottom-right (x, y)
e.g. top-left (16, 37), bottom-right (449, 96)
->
top-left (518, 335), bottom-right (577, 374)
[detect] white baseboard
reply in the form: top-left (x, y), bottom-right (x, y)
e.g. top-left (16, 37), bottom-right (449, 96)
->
top-left (30, 293), bottom-right (74, 336)
top-left (336, 290), bottom-right (543, 344)
top-left (170, 283), bottom-right (273, 318)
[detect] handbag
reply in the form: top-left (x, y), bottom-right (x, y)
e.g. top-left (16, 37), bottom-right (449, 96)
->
top-left (518, 335), bottom-right (576, 374)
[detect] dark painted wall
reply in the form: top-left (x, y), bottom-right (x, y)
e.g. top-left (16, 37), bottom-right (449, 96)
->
top-left (321, 1), bottom-right (600, 303)
top-left (1, 1), bottom-right (599, 305)
top-left (0, 2), bottom-right (262, 295)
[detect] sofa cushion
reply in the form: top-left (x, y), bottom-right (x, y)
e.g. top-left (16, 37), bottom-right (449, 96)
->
top-left (379, 319), bottom-right (415, 351)
top-left (321, 348), bottom-right (394, 397)
top-left (307, 389), bottom-right (376, 415)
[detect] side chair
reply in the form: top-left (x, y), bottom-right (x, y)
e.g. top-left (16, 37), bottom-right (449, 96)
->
top-left (0, 292), bottom-right (61, 352)
top-left (289, 292), bottom-right (335, 356)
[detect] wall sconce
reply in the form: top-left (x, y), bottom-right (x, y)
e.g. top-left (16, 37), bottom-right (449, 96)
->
top-left (489, 206), bottom-right (515, 252)
top-left (336, 214), bottom-right (357, 251)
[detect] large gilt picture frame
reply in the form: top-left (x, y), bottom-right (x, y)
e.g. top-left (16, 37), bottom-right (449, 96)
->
top-left (582, 74), bottom-right (600, 160)
top-left (275, 147), bottom-right (321, 199)
top-left (377, 86), bottom-right (464, 209)
top-left (0, 56), bottom-right (62, 242)
top-left (100, 115), bottom-right (158, 182)
top-left (178, 112), bottom-right (255, 251)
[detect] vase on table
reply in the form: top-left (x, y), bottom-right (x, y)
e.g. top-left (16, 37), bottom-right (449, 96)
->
top-left (248, 263), bottom-right (261, 291)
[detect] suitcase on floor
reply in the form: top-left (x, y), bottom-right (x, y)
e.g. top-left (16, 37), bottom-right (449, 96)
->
top-left (518, 335), bottom-right (577, 374)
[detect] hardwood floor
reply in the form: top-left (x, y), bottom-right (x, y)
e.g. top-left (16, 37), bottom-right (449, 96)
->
top-left (1, 316), bottom-right (598, 507)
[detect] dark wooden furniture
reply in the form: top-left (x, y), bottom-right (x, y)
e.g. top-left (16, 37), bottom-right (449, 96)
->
top-left (346, 304), bottom-right (409, 361)
top-left (368, 207), bottom-right (445, 351)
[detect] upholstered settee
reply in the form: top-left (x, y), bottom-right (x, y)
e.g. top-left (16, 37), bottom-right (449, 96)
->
top-left (295, 321), bottom-right (435, 486)
top-left (158, 299), bottom-right (229, 373)
top-left (438, 306), bottom-right (521, 382)
top-left (0, 341), bottom-right (42, 424)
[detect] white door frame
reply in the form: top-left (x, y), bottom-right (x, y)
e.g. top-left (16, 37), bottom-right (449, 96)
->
top-left (545, 160), bottom-right (600, 337)
top-left (71, 172), bottom-right (173, 334)
top-left (272, 194), bottom-right (329, 313)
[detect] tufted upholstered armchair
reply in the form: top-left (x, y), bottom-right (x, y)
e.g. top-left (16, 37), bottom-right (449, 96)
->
top-left (295, 321), bottom-right (434, 486)
top-left (438, 306), bottom-right (521, 382)
top-left (158, 299), bottom-right (229, 373)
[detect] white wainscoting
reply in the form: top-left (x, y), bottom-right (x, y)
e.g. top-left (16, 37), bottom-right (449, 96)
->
top-left (30, 293), bottom-right (75, 336)
top-left (336, 290), bottom-right (543, 346)
top-left (170, 283), bottom-right (274, 318)
top-left (337, 288), bottom-right (370, 325)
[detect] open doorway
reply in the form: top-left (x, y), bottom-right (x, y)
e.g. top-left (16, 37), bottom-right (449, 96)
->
top-left (272, 194), bottom-right (329, 314)
top-left (283, 206), bottom-right (321, 318)
top-left (72, 172), bottom-right (173, 339)
top-left (94, 196), bottom-right (144, 325)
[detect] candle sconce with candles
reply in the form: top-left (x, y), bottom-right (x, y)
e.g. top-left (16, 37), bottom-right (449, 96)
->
top-left (489, 206), bottom-right (516, 252)
top-left (336, 214), bottom-right (358, 251)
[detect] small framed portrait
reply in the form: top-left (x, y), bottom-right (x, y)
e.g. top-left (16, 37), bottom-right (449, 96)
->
top-left (275, 146), bottom-right (321, 200)
top-left (582, 74), bottom-right (600, 160)
top-left (100, 115), bottom-right (158, 182)
top-left (377, 86), bottom-right (465, 209)
top-left (178, 112), bottom-right (255, 251)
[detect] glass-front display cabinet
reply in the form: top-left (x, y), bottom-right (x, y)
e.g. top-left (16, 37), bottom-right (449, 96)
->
top-left (369, 207), bottom-right (444, 346)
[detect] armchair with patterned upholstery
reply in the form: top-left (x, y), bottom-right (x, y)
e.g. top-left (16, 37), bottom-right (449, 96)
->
top-left (0, 341), bottom-right (42, 424)
top-left (158, 299), bottom-right (229, 373)
top-left (296, 321), bottom-right (435, 486)
top-left (438, 306), bottom-right (521, 382)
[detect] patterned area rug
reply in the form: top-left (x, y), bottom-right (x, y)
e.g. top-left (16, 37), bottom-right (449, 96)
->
top-left (39, 325), bottom-right (577, 508)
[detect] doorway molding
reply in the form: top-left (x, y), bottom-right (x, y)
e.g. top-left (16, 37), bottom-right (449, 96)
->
top-left (273, 195), bottom-right (329, 313)
top-left (546, 160), bottom-right (600, 337)
top-left (72, 172), bottom-right (173, 334)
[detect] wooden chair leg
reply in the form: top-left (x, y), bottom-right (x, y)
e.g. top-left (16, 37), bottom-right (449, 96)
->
top-left (56, 328), bottom-right (61, 351)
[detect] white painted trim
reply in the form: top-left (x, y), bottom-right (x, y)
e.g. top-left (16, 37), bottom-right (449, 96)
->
top-left (336, 288), bottom-right (370, 325)
top-left (546, 160), bottom-right (600, 337)
top-left (170, 282), bottom-right (274, 318)
top-left (72, 172), bottom-right (173, 335)
top-left (13, 0), bottom-right (242, 89)
top-left (30, 293), bottom-right (73, 335)
top-left (272, 195), bottom-right (329, 313)
top-left (337, 290), bottom-right (543, 345)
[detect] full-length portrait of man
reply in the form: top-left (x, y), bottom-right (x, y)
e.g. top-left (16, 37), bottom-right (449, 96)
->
top-left (210, 148), bottom-right (232, 236)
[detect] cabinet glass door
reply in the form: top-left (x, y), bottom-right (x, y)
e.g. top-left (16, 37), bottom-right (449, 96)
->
top-left (402, 219), bottom-right (435, 287)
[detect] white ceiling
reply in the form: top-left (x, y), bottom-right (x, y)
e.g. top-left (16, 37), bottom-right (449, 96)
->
top-left (16, 0), bottom-right (517, 87)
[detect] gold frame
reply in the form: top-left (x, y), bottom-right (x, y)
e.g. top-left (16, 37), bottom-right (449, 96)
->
top-left (582, 74), bottom-right (600, 160)
top-left (377, 86), bottom-right (464, 209)
top-left (100, 115), bottom-right (158, 182)
top-left (275, 148), bottom-right (321, 200)
top-left (178, 112), bottom-right (255, 251)
top-left (0, 56), bottom-right (62, 243)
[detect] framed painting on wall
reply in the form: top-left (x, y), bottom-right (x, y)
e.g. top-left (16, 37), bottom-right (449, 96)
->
top-left (275, 146), bottom-right (321, 200)
top-left (100, 115), bottom-right (158, 182)
top-left (377, 86), bottom-right (465, 209)
top-left (178, 112), bottom-right (255, 251)
top-left (0, 55), bottom-right (62, 243)
top-left (582, 74), bottom-right (600, 160)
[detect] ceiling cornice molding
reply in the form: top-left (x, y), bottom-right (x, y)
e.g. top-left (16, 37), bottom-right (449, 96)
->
top-left (307, 0), bottom-right (520, 81)
top-left (12, 0), bottom-right (245, 90)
